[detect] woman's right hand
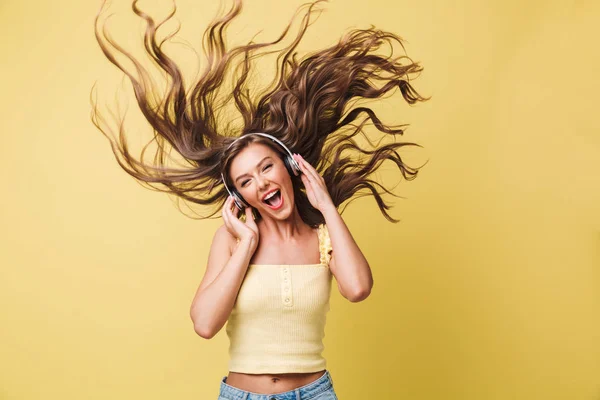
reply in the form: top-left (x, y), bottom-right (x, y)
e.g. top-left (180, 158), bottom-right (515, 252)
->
top-left (222, 196), bottom-right (259, 248)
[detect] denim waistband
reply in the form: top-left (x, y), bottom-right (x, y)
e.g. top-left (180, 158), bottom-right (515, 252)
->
top-left (219, 370), bottom-right (333, 400)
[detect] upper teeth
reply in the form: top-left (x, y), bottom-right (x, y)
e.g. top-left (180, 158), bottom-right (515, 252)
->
top-left (264, 190), bottom-right (278, 200)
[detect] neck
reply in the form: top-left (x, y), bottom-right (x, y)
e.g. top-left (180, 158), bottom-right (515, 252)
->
top-left (257, 204), bottom-right (310, 242)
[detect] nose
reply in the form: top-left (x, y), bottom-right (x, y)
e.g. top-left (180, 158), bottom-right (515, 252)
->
top-left (256, 175), bottom-right (270, 190)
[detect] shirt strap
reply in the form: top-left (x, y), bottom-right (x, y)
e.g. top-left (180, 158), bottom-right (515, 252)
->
top-left (318, 224), bottom-right (333, 266)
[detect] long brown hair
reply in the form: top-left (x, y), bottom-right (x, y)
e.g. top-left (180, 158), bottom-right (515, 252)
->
top-left (91, 0), bottom-right (430, 225)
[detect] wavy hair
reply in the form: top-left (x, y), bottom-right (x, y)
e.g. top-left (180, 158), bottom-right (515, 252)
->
top-left (91, 0), bottom-right (430, 226)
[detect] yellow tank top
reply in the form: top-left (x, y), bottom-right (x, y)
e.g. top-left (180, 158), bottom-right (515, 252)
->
top-left (225, 223), bottom-right (333, 373)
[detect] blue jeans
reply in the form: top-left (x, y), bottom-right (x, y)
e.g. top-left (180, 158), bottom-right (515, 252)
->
top-left (218, 370), bottom-right (338, 400)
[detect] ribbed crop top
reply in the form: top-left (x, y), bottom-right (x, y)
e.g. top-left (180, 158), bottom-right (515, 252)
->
top-left (225, 223), bottom-right (334, 373)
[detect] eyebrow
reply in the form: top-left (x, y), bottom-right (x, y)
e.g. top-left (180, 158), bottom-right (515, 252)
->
top-left (234, 156), bottom-right (272, 183)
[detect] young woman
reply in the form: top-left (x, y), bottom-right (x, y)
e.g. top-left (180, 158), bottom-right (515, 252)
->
top-left (92, 0), bottom-right (429, 398)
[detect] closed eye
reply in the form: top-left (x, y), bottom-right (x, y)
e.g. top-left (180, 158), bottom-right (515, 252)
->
top-left (241, 164), bottom-right (272, 187)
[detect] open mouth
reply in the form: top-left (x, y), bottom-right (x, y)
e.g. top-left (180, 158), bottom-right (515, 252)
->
top-left (262, 189), bottom-right (283, 209)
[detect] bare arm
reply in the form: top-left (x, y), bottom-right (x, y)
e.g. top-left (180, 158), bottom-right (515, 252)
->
top-left (189, 225), bottom-right (256, 339)
top-left (291, 152), bottom-right (373, 302)
top-left (190, 197), bottom-right (259, 339)
top-left (322, 205), bottom-right (373, 302)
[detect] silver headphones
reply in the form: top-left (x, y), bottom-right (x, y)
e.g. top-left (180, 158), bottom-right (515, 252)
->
top-left (220, 133), bottom-right (302, 210)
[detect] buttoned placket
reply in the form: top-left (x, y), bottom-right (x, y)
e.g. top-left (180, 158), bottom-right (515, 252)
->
top-left (280, 266), bottom-right (293, 307)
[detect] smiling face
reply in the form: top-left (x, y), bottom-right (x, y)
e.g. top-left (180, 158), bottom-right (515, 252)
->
top-left (228, 142), bottom-right (295, 219)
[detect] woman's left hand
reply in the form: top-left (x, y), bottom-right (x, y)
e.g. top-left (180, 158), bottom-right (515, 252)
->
top-left (292, 153), bottom-right (335, 213)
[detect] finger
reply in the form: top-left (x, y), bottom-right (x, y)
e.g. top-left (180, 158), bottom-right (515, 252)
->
top-left (225, 197), bottom-right (241, 225)
top-left (222, 198), bottom-right (233, 231)
top-left (296, 154), bottom-right (323, 184)
top-left (228, 196), bottom-right (236, 213)
top-left (227, 196), bottom-right (236, 213)
top-left (300, 173), bottom-right (314, 193)
top-left (225, 199), bottom-right (244, 235)
top-left (222, 196), bottom-right (231, 218)
top-left (231, 198), bottom-right (243, 218)
top-left (294, 153), bottom-right (311, 173)
top-left (244, 207), bottom-right (259, 235)
top-left (227, 198), bottom-right (242, 221)
top-left (299, 163), bottom-right (317, 188)
top-left (244, 206), bottom-right (255, 225)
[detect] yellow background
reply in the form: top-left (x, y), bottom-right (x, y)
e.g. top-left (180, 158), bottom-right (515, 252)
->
top-left (1, 0), bottom-right (598, 399)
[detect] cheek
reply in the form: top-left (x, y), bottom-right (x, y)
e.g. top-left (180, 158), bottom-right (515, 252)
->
top-left (276, 167), bottom-right (295, 190)
top-left (275, 166), bottom-right (289, 182)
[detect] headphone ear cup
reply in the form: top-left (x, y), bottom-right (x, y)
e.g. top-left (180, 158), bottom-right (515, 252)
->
top-left (284, 156), bottom-right (301, 176)
top-left (232, 191), bottom-right (248, 210)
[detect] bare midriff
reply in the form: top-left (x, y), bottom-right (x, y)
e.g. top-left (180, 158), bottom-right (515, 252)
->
top-left (225, 370), bottom-right (326, 394)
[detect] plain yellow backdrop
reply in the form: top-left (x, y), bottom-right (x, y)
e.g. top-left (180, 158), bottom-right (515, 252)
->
top-left (1, 0), bottom-right (598, 399)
